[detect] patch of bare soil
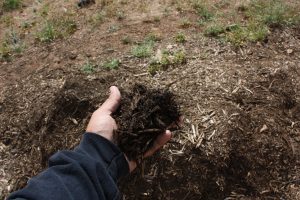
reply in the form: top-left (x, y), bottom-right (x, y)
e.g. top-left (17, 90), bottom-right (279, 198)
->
top-left (0, 68), bottom-right (115, 197)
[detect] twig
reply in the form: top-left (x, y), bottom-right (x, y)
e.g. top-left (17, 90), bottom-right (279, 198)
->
top-left (134, 73), bottom-right (148, 77)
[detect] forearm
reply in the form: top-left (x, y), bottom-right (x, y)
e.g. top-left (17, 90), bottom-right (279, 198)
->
top-left (8, 133), bottom-right (129, 200)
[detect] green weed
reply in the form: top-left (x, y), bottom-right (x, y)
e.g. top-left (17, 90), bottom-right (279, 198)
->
top-left (81, 61), bottom-right (95, 73)
top-left (204, 24), bottom-right (225, 37)
top-left (148, 50), bottom-right (186, 75)
top-left (198, 0), bottom-right (300, 46)
top-left (248, 0), bottom-right (300, 27)
top-left (37, 22), bottom-right (55, 42)
top-left (89, 12), bottom-right (105, 28)
top-left (175, 32), bottom-right (186, 43)
top-left (145, 33), bottom-right (161, 42)
top-left (103, 59), bottom-right (120, 70)
top-left (132, 42), bottom-right (154, 58)
top-left (2, 0), bottom-right (22, 11)
top-left (0, 42), bottom-right (11, 61)
top-left (225, 23), bottom-right (268, 45)
top-left (193, 1), bottom-right (214, 23)
top-left (0, 30), bottom-right (25, 61)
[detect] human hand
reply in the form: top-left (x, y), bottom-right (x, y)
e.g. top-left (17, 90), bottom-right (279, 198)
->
top-left (86, 86), bottom-right (172, 172)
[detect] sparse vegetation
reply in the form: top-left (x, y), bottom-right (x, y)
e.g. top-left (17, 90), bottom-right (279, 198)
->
top-left (247, 0), bottom-right (300, 27)
top-left (226, 23), bottom-right (269, 45)
top-left (81, 61), bottom-right (95, 73)
top-left (145, 33), bottom-right (161, 42)
top-left (148, 50), bottom-right (186, 75)
top-left (193, 1), bottom-right (214, 24)
top-left (89, 12), bottom-right (105, 28)
top-left (179, 18), bottom-right (192, 28)
top-left (175, 32), bottom-right (186, 43)
top-left (37, 22), bottom-right (55, 42)
top-left (2, 0), bottom-right (22, 11)
top-left (2, 1), bottom-right (300, 200)
top-left (200, 0), bottom-right (300, 45)
top-left (131, 35), bottom-right (159, 58)
top-left (37, 17), bottom-right (77, 43)
top-left (132, 41), bottom-right (154, 58)
top-left (204, 24), bottom-right (225, 37)
top-left (0, 30), bottom-right (25, 61)
top-left (103, 59), bottom-right (120, 70)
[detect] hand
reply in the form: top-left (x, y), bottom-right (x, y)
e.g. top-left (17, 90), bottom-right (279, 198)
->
top-left (86, 86), bottom-right (172, 172)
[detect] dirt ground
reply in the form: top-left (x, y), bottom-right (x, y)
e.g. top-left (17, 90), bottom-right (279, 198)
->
top-left (1, 0), bottom-right (300, 199)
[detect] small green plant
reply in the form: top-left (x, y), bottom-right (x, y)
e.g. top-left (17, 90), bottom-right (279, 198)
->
top-left (226, 23), bottom-right (268, 45)
top-left (148, 50), bottom-right (186, 75)
top-left (89, 12), bottom-right (105, 28)
top-left (247, 0), bottom-right (300, 27)
top-left (204, 24), bottom-right (225, 37)
top-left (246, 0), bottom-right (290, 26)
top-left (145, 33), bottom-right (161, 42)
top-left (103, 59), bottom-right (120, 70)
top-left (81, 61), bottom-right (95, 73)
top-left (0, 30), bottom-right (25, 61)
top-left (37, 22), bottom-right (55, 42)
top-left (132, 42), bottom-right (154, 58)
top-left (175, 32), bottom-right (186, 43)
top-left (173, 50), bottom-right (187, 64)
top-left (3, 0), bottom-right (22, 11)
top-left (180, 18), bottom-right (192, 28)
top-left (193, 1), bottom-right (214, 23)
top-left (0, 42), bottom-right (11, 61)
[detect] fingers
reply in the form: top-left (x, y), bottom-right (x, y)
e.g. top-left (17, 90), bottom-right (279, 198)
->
top-left (144, 130), bottom-right (172, 158)
top-left (98, 86), bottom-right (121, 114)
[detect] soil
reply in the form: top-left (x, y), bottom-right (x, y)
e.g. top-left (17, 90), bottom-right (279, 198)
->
top-left (116, 84), bottom-right (180, 160)
top-left (1, 1), bottom-right (300, 199)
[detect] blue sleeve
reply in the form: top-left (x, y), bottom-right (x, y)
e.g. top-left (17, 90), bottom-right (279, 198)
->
top-left (7, 132), bottom-right (130, 200)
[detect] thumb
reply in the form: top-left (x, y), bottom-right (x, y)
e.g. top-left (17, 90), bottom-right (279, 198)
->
top-left (98, 86), bottom-right (121, 114)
